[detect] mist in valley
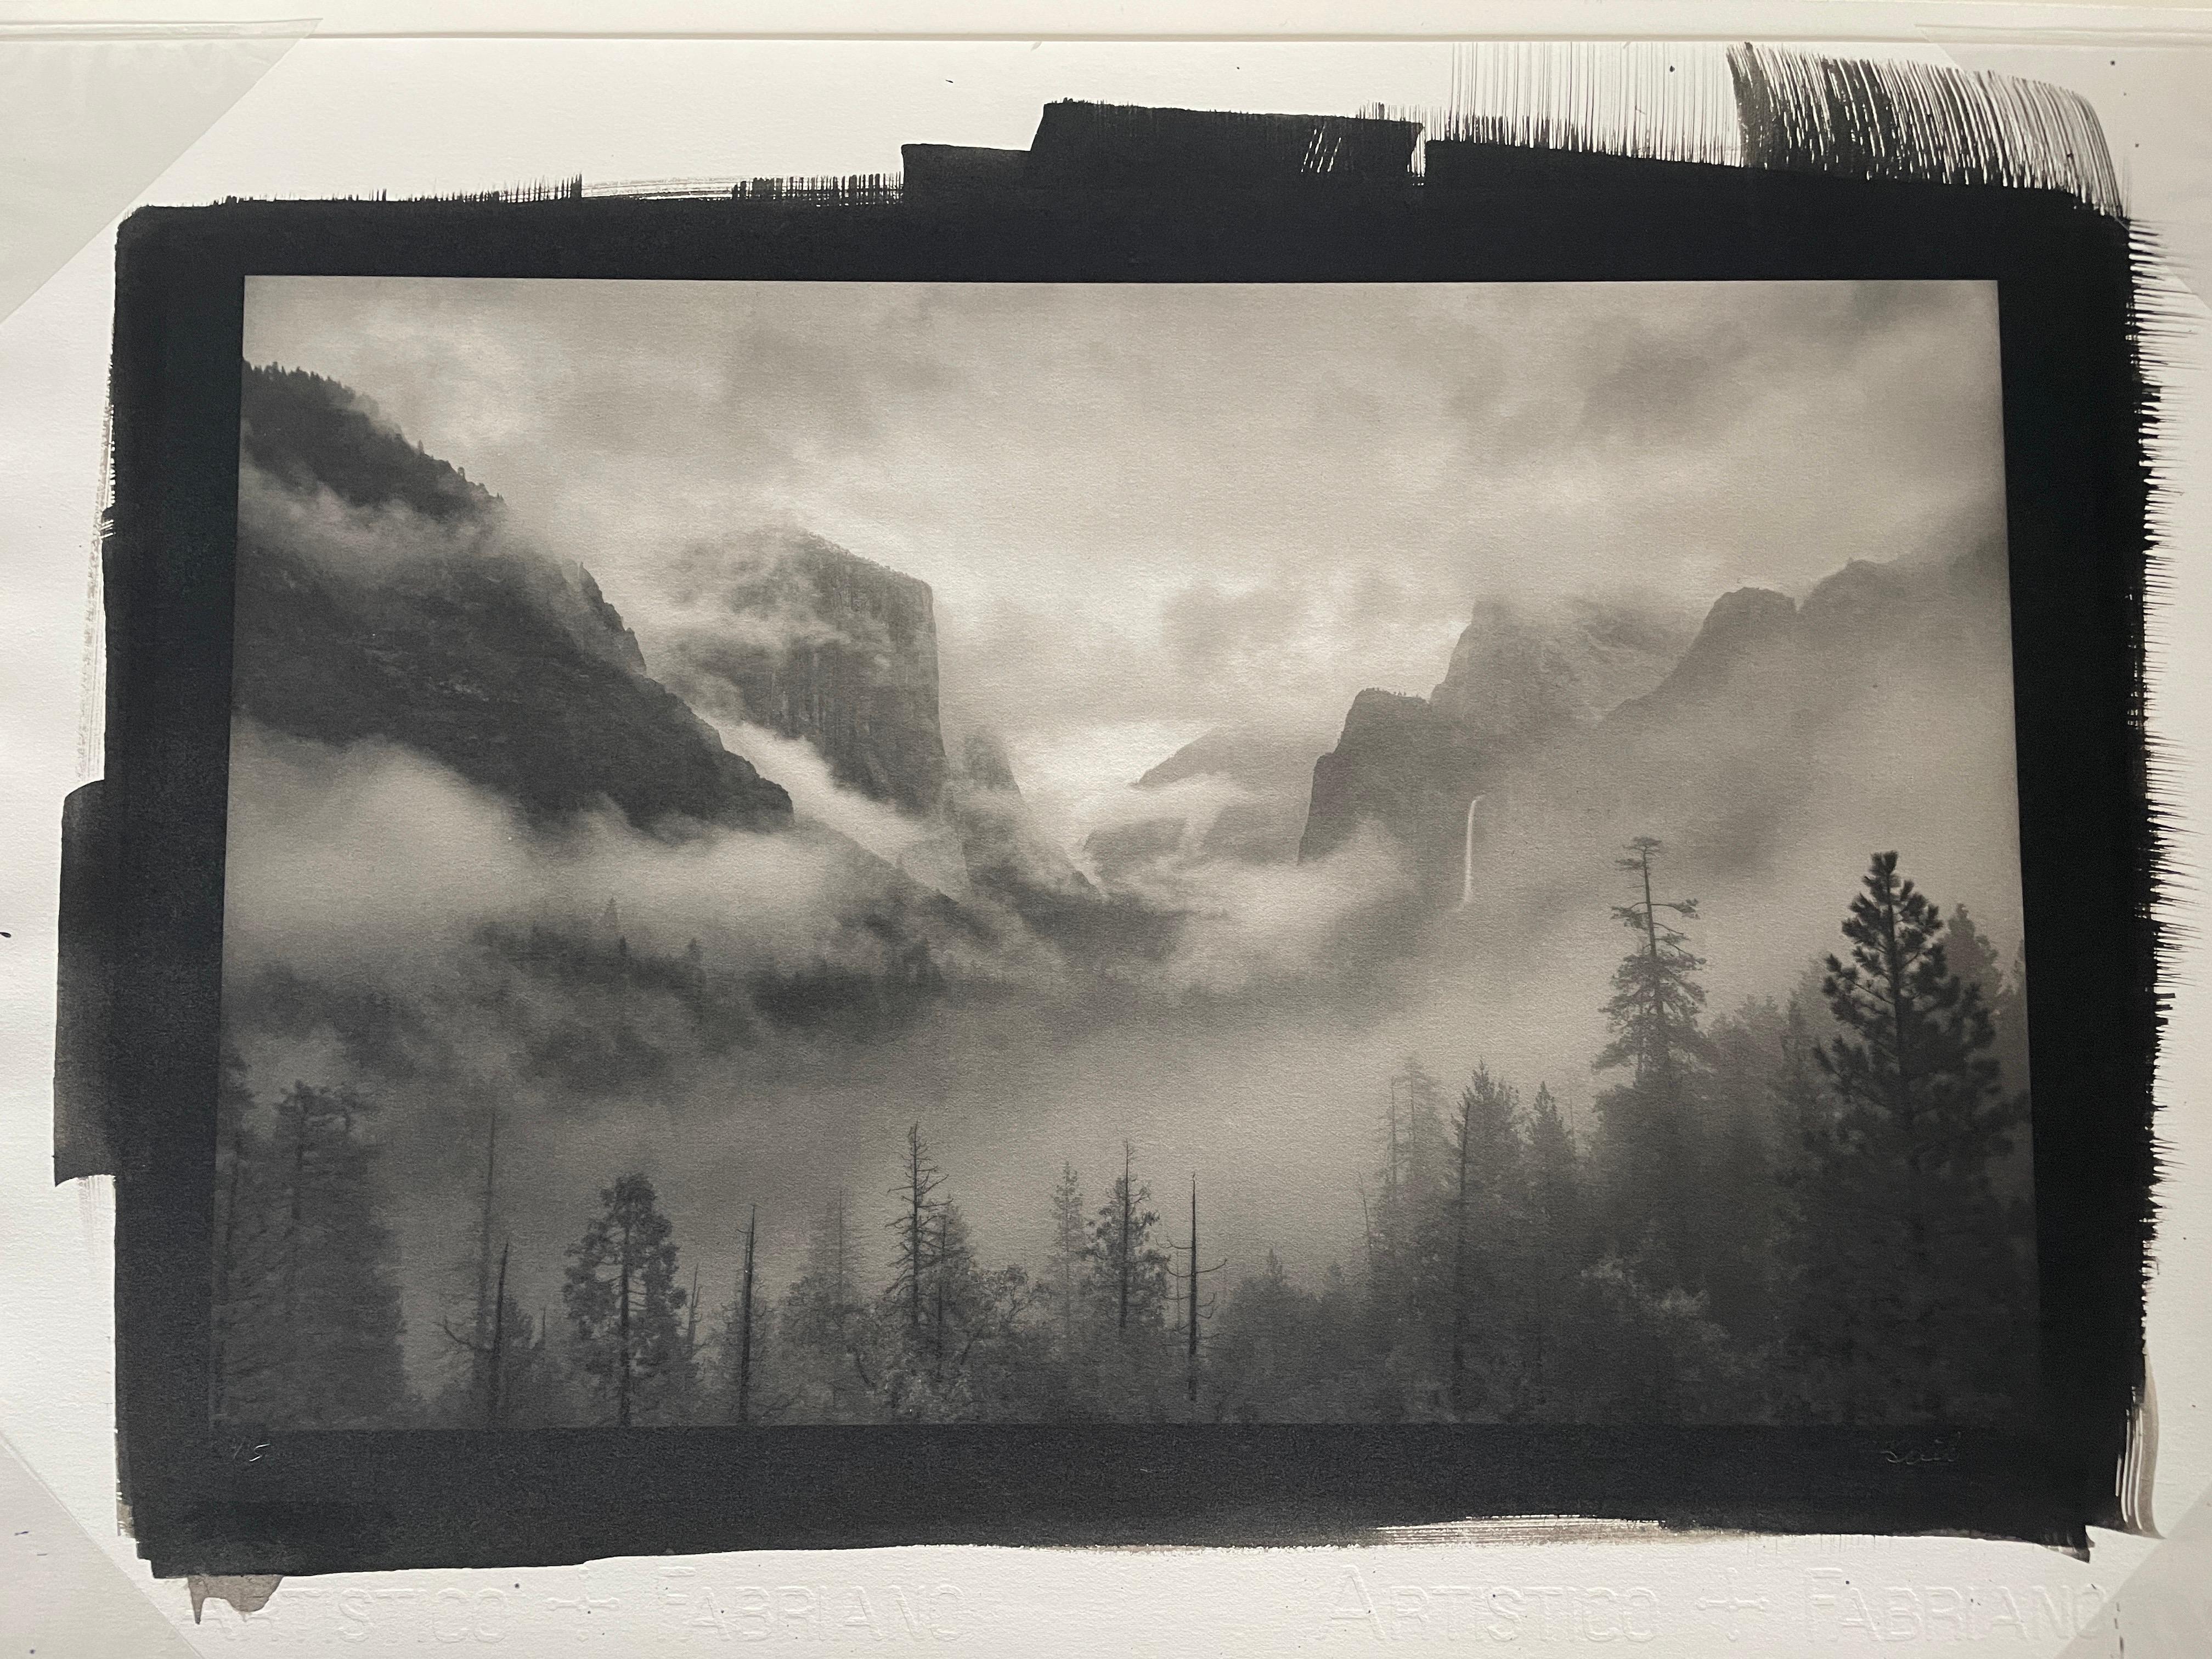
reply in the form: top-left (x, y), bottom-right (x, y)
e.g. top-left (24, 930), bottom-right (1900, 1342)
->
top-left (212, 276), bottom-right (2034, 1429)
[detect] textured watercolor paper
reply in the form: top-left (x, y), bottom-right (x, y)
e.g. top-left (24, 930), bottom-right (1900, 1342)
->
top-left (3, 9), bottom-right (2208, 1652)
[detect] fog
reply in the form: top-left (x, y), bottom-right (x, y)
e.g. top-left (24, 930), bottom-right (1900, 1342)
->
top-left (223, 613), bottom-right (2024, 1393)
top-left (224, 278), bottom-right (2025, 1391)
top-left (222, 721), bottom-right (1434, 1379)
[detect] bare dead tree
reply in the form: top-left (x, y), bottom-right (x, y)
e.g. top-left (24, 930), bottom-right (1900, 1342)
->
top-left (1171, 1174), bottom-right (1227, 1407)
top-left (1450, 1085), bottom-right (1474, 1415)
top-left (439, 1234), bottom-right (513, 1429)
top-left (684, 1264), bottom-right (699, 1356)
top-left (888, 1124), bottom-right (946, 1330)
top-left (735, 1203), bottom-right (758, 1425)
top-left (484, 1240), bottom-right (510, 1430)
top-left (471, 1113), bottom-right (499, 1372)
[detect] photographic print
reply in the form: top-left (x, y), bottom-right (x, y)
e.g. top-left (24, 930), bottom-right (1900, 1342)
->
top-left (211, 275), bottom-right (2039, 1437)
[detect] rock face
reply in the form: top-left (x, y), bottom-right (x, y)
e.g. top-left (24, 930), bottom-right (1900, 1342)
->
top-left (1298, 599), bottom-right (1688, 882)
top-left (657, 531), bottom-right (949, 816)
top-left (1609, 541), bottom-right (2009, 733)
top-left (1296, 555), bottom-right (2010, 893)
top-left (1299, 690), bottom-right (1486, 879)
top-left (1429, 597), bottom-right (1691, 737)
top-left (1607, 586), bottom-right (1799, 721)
top-left (234, 364), bottom-right (791, 834)
top-left (947, 731), bottom-right (1093, 904)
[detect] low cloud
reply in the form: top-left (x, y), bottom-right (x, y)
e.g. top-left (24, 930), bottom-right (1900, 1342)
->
top-left (652, 529), bottom-right (909, 669)
top-left (698, 712), bottom-right (967, 896)
top-left (1137, 825), bottom-right (1417, 997)
top-left (222, 719), bottom-right (969, 1013)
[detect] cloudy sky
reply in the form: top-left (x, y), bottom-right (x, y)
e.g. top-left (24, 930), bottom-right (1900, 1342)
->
top-left (244, 276), bottom-right (2004, 823)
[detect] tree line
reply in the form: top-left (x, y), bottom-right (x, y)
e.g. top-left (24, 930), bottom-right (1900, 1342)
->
top-left (210, 844), bottom-right (2036, 1429)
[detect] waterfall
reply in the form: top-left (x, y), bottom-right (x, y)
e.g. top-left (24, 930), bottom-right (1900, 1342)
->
top-left (1460, 794), bottom-right (1483, 909)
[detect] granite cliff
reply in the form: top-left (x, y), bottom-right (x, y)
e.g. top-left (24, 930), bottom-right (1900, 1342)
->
top-left (1297, 599), bottom-right (1689, 881)
top-left (656, 530), bottom-right (949, 816)
top-left (1297, 548), bottom-right (2010, 893)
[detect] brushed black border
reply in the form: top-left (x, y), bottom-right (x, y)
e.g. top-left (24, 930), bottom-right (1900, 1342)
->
top-left (94, 151), bottom-right (2154, 1571)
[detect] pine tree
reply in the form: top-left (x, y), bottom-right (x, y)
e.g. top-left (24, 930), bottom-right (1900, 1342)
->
top-left (869, 1198), bottom-right (1034, 1421)
top-left (775, 1190), bottom-right (867, 1420)
top-left (1044, 1162), bottom-right (1088, 1353)
top-left (1081, 1142), bottom-right (1174, 1415)
top-left (1369, 1059), bottom-right (1449, 1339)
top-left (1941, 906), bottom-right (2035, 1203)
top-left (212, 1076), bottom-right (411, 1429)
top-left (1943, 905), bottom-right (2028, 1098)
top-left (1090, 1141), bottom-right (1171, 1337)
top-left (1522, 1082), bottom-right (1583, 1396)
top-left (1592, 837), bottom-right (1712, 1284)
top-left (562, 1173), bottom-right (688, 1427)
top-left (1211, 1250), bottom-right (1367, 1423)
top-left (1598, 838), bottom-right (1709, 1087)
top-left (1774, 985), bottom-right (1829, 1145)
top-left (1380, 1059), bottom-right (1448, 1223)
top-left (886, 1124), bottom-right (947, 1332)
top-left (1698, 999), bottom-right (1790, 1340)
top-left (1446, 1064), bottom-right (1526, 1417)
top-left (1525, 1084), bottom-right (1579, 1244)
top-left (1785, 853), bottom-right (2033, 1422)
top-left (495, 1306), bottom-right (571, 1427)
top-left (1212, 1250), bottom-right (1304, 1421)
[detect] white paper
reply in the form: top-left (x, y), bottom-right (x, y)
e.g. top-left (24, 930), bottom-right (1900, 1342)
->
top-left (1, 7), bottom-right (2206, 1655)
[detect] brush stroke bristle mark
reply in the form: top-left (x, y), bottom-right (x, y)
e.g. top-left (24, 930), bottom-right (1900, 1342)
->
top-left (725, 173), bottom-right (901, 206)
top-left (2122, 216), bottom-right (2186, 1537)
top-left (396, 175), bottom-right (586, 207)
top-left (80, 406), bottom-right (112, 784)
top-left (200, 48), bottom-right (2124, 217)
top-left (1419, 41), bottom-right (1743, 170)
top-left (1022, 101), bottom-right (1419, 188)
top-left (1730, 45), bottom-right (2124, 218)
top-left (340, 50), bottom-right (2112, 221)
top-left (499, 176), bottom-right (585, 204)
top-left (585, 174), bottom-right (893, 202)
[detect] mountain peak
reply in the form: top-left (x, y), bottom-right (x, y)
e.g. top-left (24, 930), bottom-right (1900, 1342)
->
top-left (1135, 721), bottom-right (1327, 794)
top-left (235, 362), bottom-right (791, 835)
top-left (1429, 596), bottom-right (1692, 739)
top-left (1299, 689), bottom-right (1481, 871)
top-left (1612, 586), bottom-right (1797, 717)
top-left (242, 361), bottom-right (494, 526)
top-left (1704, 584), bottom-right (1799, 634)
top-left (1802, 558), bottom-right (1911, 621)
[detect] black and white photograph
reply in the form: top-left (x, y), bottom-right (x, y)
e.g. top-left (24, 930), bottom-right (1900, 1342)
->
top-left (208, 274), bottom-right (2039, 1435)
